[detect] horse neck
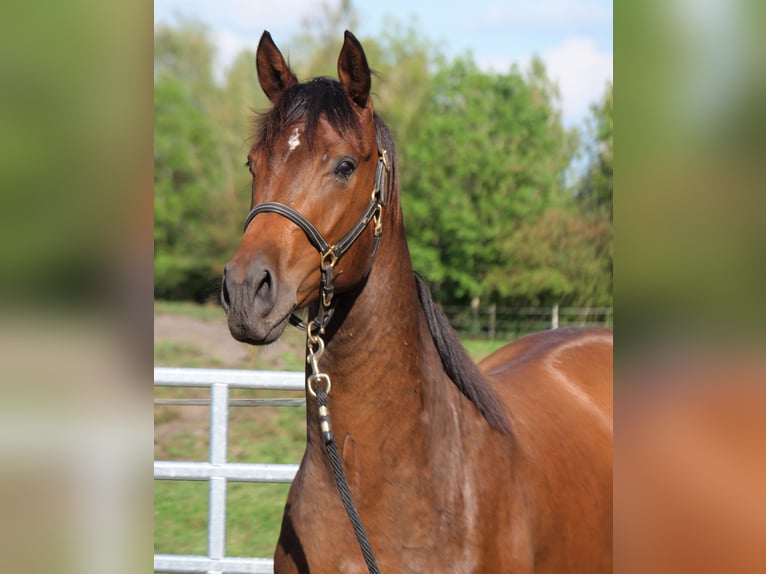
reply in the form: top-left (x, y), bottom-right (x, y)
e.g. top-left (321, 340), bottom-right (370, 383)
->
top-left (306, 215), bottom-right (490, 468)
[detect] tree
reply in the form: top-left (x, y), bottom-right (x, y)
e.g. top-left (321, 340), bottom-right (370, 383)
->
top-left (578, 82), bottom-right (613, 213)
top-left (401, 56), bottom-right (577, 305)
top-left (153, 19), bottom-right (237, 301)
top-left (492, 81), bottom-right (614, 308)
top-left (154, 20), bottom-right (263, 300)
top-left (154, 79), bottom-right (219, 251)
top-left (289, 0), bottom-right (361, 78)
top-left (489, 207), bottom-right (612, 306)
top-left (155, 19), bottom-right (217, 109)
top-left (572, 82), bottom-right (614, 305)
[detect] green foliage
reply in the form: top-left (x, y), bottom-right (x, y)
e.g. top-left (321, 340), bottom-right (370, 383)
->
top-left (154, 80), bottom-right (219, 250)
top-left (155, 19), bottom-right (217, 105)
top-left (578, 82), bottom-right (613, 213)
top-left (154, 21), bottom-right (250, 301)
top-left (401, 56), bottom-right (578, 304)
top-left (153, 253), bottom-right (222, 302)
top-left (489, 207), bottom-right (612, 306)
top-left (290, 0), bottom-right (361, 77)
top-left (569, 82), bottom-right (614, 306)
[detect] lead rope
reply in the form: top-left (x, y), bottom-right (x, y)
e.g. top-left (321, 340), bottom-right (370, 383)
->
top-left (307, 326), bottom-right (381, 574)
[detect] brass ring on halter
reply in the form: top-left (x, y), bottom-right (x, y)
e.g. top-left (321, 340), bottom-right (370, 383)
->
top-left (307, 373), bottom-right (332, 397)
top-left (321, 247), bottom-right (338, 270)
top-left (307, 325), bottom-right (324, 353)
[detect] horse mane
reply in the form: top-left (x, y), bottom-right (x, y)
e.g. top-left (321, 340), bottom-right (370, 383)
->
top-left (414, 274), bottom-right (513, 435)
top-left (254, 77), bottom-right (363, 151)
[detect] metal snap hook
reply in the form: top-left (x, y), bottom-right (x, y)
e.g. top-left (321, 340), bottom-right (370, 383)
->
top-left (307, 373), bottom-right (332, 398)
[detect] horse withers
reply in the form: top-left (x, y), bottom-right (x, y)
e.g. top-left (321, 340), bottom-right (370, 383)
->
top-left (221, 30), bottom-right (613, 574)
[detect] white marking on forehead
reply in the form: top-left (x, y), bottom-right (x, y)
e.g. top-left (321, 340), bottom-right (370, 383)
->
top-left (287, 127), bottom-right (301, 152)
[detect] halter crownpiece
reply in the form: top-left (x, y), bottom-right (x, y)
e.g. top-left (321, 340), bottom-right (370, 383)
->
top-left (242, 130), bottom-right (390, 333)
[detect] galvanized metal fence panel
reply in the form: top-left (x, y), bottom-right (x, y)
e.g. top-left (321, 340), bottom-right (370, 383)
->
top-left (154, 367), bottom-right (305, 574)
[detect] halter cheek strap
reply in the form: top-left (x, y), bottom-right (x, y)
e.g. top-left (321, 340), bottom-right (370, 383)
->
top-left (241, 136), bottom-right (390, 333)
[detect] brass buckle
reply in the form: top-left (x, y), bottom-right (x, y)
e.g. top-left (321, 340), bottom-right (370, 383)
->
top-left (380, 149), bottom-right (390, 171)
top-left (321, 247), bottom-right (338, 270)
top-left (322, 289), bottom-right (334, 309)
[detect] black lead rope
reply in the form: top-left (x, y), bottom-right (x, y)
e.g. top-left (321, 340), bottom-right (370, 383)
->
top-left (316, 387), bottom-right (381, 574)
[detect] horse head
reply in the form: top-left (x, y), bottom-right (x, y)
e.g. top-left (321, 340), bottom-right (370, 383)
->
top-left (221, 31), bottom-right (388, 344)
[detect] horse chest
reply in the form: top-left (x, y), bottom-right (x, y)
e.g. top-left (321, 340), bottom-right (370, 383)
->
top-left (277, 460), bottom-right (494, 573)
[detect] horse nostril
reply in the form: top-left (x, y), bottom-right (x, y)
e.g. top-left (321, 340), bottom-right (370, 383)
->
top-left (221, 269), bottom-right (231, 312)
top-left (223, 259), bottom-right (277, 317)
top-left (255, 268), bottom-right (273, 301)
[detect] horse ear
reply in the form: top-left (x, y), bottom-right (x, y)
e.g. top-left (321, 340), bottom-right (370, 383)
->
top-left (337, 30), bottom-right (371, 109)
top-left (256, 31), bottom-right (297, 103)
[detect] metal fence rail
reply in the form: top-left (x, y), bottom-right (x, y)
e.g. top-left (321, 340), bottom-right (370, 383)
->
top-left (154, 367), bottom-right (305, 574)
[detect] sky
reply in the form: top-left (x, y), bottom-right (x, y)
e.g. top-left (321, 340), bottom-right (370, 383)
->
top-left (154, 0), bottom-right (612, 128)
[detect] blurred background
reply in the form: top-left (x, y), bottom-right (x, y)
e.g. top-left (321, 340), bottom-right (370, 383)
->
top-left (2, 0), bottom-right (765, 571)
top-left (615, 1), bottom-right (766, 572)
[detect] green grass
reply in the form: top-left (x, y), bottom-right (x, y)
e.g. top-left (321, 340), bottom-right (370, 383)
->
top-left (461, 338), bottom-right (513, 362)
top-left (225, 482), bottom-right (293, 557)
top-left (154, 481), bottom-right (209, 555)
top-left (153, 479), bottom-right (295, 558)
top-left (154, 340), bottom-right (225, 369)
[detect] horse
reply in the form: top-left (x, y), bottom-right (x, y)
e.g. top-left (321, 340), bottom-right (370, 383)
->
top-left (221, 30), bottom-right (613, 574)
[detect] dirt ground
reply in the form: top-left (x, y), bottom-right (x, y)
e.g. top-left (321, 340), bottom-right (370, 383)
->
top-left (154, 313), bottom-right (249, 365)
top-left (154, 312), bottom-right (306, 370)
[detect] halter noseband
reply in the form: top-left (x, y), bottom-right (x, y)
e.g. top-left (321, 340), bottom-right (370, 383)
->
top-left (242, 131), bottom-right (390, 333)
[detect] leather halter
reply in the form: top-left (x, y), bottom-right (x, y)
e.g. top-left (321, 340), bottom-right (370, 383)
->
top-left (242, 130), bottom-right (390, 333)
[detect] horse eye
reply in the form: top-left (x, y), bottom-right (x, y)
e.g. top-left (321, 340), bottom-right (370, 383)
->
top-left (245, 158), bottom-right (254, 175)
top-left (335, 159), bottom-right (356, 180)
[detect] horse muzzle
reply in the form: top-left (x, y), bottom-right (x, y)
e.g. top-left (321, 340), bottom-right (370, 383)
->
top-left (221, 255), bottom-right (294, 344)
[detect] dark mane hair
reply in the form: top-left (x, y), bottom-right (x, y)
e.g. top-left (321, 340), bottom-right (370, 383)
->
top-left (414, 274), bottom-right (513, 435)
top-left (254, 77), bottom-right (362, 151)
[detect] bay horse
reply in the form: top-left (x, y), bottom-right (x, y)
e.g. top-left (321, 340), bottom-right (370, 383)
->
top-left (221, 30), bottom-right (612, 573)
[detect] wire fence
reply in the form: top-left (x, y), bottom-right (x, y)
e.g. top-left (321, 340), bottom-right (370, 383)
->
top-left (443, 304), bottom-right (613, 339)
